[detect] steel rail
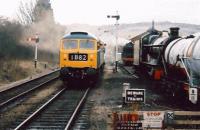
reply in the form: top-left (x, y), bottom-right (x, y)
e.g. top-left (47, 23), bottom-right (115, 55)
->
top-left (0, 76), bottom-right (59, 108)
top-left (14, 88), bottom-right (66, 130)
top-left (0, 69), bottom-right (59, 93)
top-left (64, 87), bottom-right (90, 130)
top-left (119, 65), bottom-right (139, 79)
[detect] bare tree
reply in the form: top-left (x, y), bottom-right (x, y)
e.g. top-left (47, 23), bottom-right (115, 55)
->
top-left (17, 0), bottom-right (37, 25)
top-left (17, 0), bottom-right (53, 25)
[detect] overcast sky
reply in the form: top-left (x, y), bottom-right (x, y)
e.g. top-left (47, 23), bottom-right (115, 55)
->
top-left (0, 0), bottom-right (200, 25)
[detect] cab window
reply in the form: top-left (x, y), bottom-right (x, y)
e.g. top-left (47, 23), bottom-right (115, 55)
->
top-left (63, 40), bottom-right (78, 49)
top-left (80, 40), bottom-right (95, 49)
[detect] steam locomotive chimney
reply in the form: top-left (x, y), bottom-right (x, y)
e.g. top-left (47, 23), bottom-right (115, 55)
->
top-left (170, 27), bottom-right (179, 38)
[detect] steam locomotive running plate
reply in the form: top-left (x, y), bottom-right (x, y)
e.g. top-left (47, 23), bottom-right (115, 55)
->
top-left (69, 54), bottom-right (88, 61)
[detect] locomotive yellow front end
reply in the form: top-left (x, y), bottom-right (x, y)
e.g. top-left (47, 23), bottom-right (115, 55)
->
top-left (59, 32), bottom-right (105, 82)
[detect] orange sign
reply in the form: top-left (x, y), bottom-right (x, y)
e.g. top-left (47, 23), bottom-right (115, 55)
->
top-left (113, 112), bottom-right (141, 130)
top-left (146, 112), bottom-right (161, 117)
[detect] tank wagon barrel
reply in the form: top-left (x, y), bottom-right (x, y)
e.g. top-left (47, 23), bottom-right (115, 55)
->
top-left (164, 30), bottom-right (200, 87)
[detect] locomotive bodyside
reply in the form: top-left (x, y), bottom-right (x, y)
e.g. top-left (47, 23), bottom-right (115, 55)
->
top-left (122, 42), bottom-right (134, 66)
top-left (59, 32), bottom-right (105, 82)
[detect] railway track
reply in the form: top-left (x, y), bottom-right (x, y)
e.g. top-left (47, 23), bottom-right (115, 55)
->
top-left (119, 64), bottom-right (139, 79)
top-left (12, 87), bottom-right (90, 130)
top-left (0, 70), bottom-right (59, 109)
top-left (119, 64), bottom-right (200, 111)
top-left (72, 100), bottom-right (94, 130)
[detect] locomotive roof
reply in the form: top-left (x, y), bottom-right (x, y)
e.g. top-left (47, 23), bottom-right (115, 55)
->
top-left (124, 42), bottom-right (133, 48)
top-left (63, 32), bottom-right (97, 40)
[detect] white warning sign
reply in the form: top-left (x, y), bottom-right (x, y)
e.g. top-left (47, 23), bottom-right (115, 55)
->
top-left (125, 89), bottom-right (145, 103)
top-left (143, 111), bottom-right (164, 128)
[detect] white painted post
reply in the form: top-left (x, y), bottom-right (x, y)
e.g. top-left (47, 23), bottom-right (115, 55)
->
top-left (34, 34), bottom-right (39, 69)
top-left (107, 12), bottom-right (120, 72)
top-left (122, 83), bottom-right (130, 105)
top-left (34, 43), bottom-right (38, 68)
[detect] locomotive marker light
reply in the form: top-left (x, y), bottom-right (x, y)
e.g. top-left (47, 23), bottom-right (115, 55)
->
top-left (107, 11), bottom-right (120, 72)
top-left (189, 87), bottom-right (198, 104)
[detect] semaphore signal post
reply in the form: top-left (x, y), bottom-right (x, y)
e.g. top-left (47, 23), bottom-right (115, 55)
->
top-left (27, 33), bottom-right (40, 69)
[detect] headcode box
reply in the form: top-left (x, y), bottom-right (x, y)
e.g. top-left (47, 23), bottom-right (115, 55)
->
top-left (125, 89), bottom-right (145, 103)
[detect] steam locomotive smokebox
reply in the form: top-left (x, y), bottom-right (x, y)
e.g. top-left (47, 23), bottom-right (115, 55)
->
top-left (170, 27), bottom-right (179, 38)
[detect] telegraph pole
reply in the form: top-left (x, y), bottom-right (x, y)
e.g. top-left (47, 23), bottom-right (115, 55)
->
top-left (107, 11), bottom-right (120, 72)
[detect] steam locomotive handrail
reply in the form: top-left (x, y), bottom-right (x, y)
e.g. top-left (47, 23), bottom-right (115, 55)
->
top-left (142, 44), bottom-right (164, 47)
top-left (182, 57), bottom-right (200, 60)
top-left (179, 57), bottom-right (192, 86)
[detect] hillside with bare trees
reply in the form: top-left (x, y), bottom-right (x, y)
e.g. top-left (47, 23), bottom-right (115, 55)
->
top-left (0, 0), bottom-right (65, 84)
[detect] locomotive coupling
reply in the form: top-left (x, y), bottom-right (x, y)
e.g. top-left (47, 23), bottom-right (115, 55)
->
top-left (60, 67), bottom-right (97, 80)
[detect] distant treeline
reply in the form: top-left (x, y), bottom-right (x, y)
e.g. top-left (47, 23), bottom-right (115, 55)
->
top-left (0, 18), bottom-right (58, 63)
top-left (0, 18), bottom-right (30, 59)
